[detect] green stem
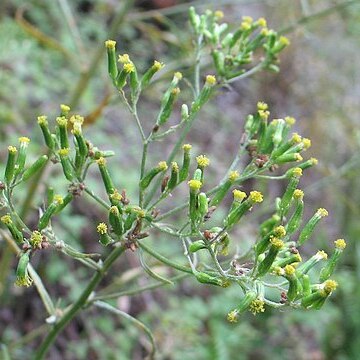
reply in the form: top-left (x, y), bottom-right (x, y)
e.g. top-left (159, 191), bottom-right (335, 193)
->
top-left (84, 187), bottom-right (110, 210)
top-left (35, 245), bottom-right (126, 359)
top-left (94, 300), bottom-right (156, 359)
top-left (138, 241), bottom-right (192, 274)
top-left (92, 273), bottom-right (188, 301)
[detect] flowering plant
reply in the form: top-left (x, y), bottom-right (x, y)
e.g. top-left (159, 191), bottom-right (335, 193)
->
top-left (0, 7), bottom-right (345, 359)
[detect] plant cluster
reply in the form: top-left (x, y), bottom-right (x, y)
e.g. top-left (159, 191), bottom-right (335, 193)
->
top-left (0, 7), bottom-right (346, 359)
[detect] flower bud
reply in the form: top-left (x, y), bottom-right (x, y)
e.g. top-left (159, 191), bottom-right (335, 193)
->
top-left (105, 40), bottom-right (118, 81)
top-left (15, 137), bottom-right (30, 176)
top-left (1, 214), bottom-right (24, 244)
top-left (179, 144), bottom-right (192, 182)
top-left (109, 206), bottom-right (123, 236)
top-left (97, 157), bottom-right (115, 195)
top-left (319, 239), bottom-right (346, 282)
top-left (37, 116), bottom-right (55, 149)
top-left (56, 116), bottom-right (69, 149)
top-left (140, 161), bottom-right (168, 190)
top-left (38, 195), bottom-right (63, 230)
top-left (210, 171), bottom-right (239, 206)
top-left (279, 169), bottom-right (302, 217)
top-left (298, 208), bottom-right (328, 246)
top-left (22, 155), bottom-right (48, 182)
top-left (58, 148), bottom-right (74, 181)
top-left (97, 222), bottom-right (112, 246)
top-left (141, 60), bottom-right (164, 89)
top-left (256, 237), bottom-right (284, 277)
top-left (15, 251), bottom-right (33, 287)
top-left (5, 146), bottom-right (17, 184)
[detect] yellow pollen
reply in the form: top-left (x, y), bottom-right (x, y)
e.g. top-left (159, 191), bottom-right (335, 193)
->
top-left (58, 148), bottom-right (70, 157)
top-left (273, 225), bottom-right (286, 238)
top-left (302, 138), bottom-right (311, 150)
top-left (228, 170), bottom-right (239, 182)
top-left (205, 75), bottom-right (216, 86)
top-left (317, 208), bottom-right (328, 217)
top-left (105, 40), bottom-right (116, 49)
top-left (233, 189), bottom-right (247, 202)
top-left (284, 264), bottom-right (295, 276)
top-left (183, 144), bottom-right (192, 151)
top-left (249, 299), bottom-right (265, 315)
top-left (157, 161), bottom-right (168, 171)
top-left (196, 155), bottom-right (210, 168)
top-left (257, 101), bottom-right (268, 111)
top-left (19, 137), bottom-right (30, 144)
top-left (118, 54), bottom-right (130, 63)
top-left (249, 191), bottom-right (263, 203)
top-left (323, 279), bottom-right (337, 294)
top-left (188, 179), bottom-right (202, 191)
top-left (316, 250), bottom-right (328, 260)
top-left (152, 60), bottom-right (164, 71)
top-left (37, 115), bottom-right (48, 125)
top-left (293, 189), bottom-right (304, 200)
top-left (97, 222), bottom-right (108, 234)
top-left (334, 239), bottom-right (346, 250)
top-left (1, 214), bottom-right (12, 225)
top-left (8, 146), bottom-right (17, 154)
top-left (123, 62), bottom-right (135, 73)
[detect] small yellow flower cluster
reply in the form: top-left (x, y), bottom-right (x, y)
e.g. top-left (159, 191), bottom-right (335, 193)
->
top-left (249, 299), bottom-right (265, 315)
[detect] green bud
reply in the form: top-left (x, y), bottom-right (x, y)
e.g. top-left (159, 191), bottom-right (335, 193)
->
top-left (140, 161), bottom-right (168, 190)
top-left (212, 49), bottom-right (225, 76)
top-left (54, 193), bottom-right (73, 214)
top-left (109, 206), bottom-right (123, 236)
top-left (15, 137), bottom-right (31, 176)
top-left (319, 240), bottom-right (346, 282)
top-left (189, 7), bottom-right (200, 33)
top-left (179, 144), bottom-right (192, 182)
top-left (235, 290), bottom-right (257, 313)
top-left (167, 162), bottom-right (179, 191)
top-left (298, 208), bottom-right (328, 246)
top-left (56, 117), bottom-right (69, 149)
top-left (197, 192), bottom-right (209, 219)
top-left (279, 169), bottom-right (302, 217)
top-left (15, 251), bottom-right (33, 287)
top-left (195, 272), bottom-right (226, 287)
top-left (157, 87), bottom-right (180, 126)
top-left (58, 149), bottom-right (74, 181)
top-left (141, 60), bottom-right (164, 89)
top-left (286, 195), bottom-right (304, 235)
top-left (1, 214), bottom-right (24, 244)
top-left (38, 195), bottom-right (64, 230)
top-left (37, 116), bottom-right (55, 149)
top-left (5, 146), bottom-right (17, 184)
top-left (257, 238), bottom-right (284, 277)
top-left (22, 155), bottom-right (48, 182)
top-left (96, 157), bottom-right (115, 195)
top-left (189, 240), bottom-right (207, 253)
top-left (105, 40), bottom-right (118, 81)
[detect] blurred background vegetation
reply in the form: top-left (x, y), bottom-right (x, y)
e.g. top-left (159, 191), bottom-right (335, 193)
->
top-left (0, 0), bottom-right (360, 359)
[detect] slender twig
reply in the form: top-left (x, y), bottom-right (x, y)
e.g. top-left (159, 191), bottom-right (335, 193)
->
top-left (94, 300), bottom-right (156, 359)
top-left (35, 245), bottom-right (126, 359)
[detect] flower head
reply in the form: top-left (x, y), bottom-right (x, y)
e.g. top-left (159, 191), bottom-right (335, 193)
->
top-left (30, 231), bottom-right (43, 248)
top-left (37, 115), bottom-right (48, 125)
top-left (183, 144), bottom-right (192, 151)
top-left (123, 62), bottom-right (135, 73)
top-left (8, 146), bottom-right (17, 154)
top-left (334, 239), bottom-right (346, 250)
top-left (196, 155), bottom-right (210, 168)
top-left (233, 189), bottom-right (246, 202)
top-left (228, 171), bottom-right (239, 182)
top-left (285, 116), bottom-right (296, 126)
top-left (273, 225), bottom-right (286, 238)
top-left (293, 189), bottom-right (304, 200)
top-left (118, 54), bottom-right (130, 63)
top-left (19, 137), bottom-right (30, 144)
top-left (205, 75), bottom-right (216, 86)
top-left (249, 299), bottom-right (265, 315)
top-left (157, 161), bottom-right (168, 171)
top-left (249, 191), bottom-right (263, 203)
top-left (284, 264), bottom-right (295, 276)
top-left (323, 279), bottom-right (338, 294)
top-left (317, 208), bottom-right (328, 217)
top-left (1, 214), bottom-right (12, 225)
top-left (97, 223), bottom-right (108, 234)
top-left (227, 310), bottom-right (239, 323)
top-left (188, 179), bottom-right (202, 191)
top-left (105, 40), bottom-right (116, 49)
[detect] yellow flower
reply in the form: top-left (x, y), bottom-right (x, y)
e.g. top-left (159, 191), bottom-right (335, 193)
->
top-left (227, 310), bottom-right (239, 323)
top-left (8, 146), bottom-right (17, 154)
top-left (18, 137), bottom-right (30, 144)
top-left (257, 101), bottom-right (268, 111)
top-left (196, 155), bottom-right (210, 168)
top-left (96, 157), bottom-right (107, 166)
top-left (323, 279), bottom-right (338, 294)
top-left (249, 299), bottom-right (265, 315)
top-left (118, 54), bottom-right (130, 63)
top-left (284, 264), bottom-right (295, 276)
top-left (37, 115), bottom-right (48, 125)
top-left (105, 40), bottom-right (116, 49)
top-left (285, 116), bottom-right (296, 125)
top-left (58, 148), bottom-right (70, 157)
top-left (228, 170), bottom-right (239, 182)
top-left (317, 208), bottom-right (328, 217)
top-left (183, 144), bottom-right (192, 151)
top-left (97, 222), bottom-right (108, 234)
top-left (334, 239), bottom-right (346, 250)
top-left (273, 225), bottom-right (286, 238)
top-left (249, 191), bottom-right (263, 203)
top-left (293, 189), bottom-right (304, 200)
top-left (123, 62), bottom-right (135, 73)
top-left (188, 179), bottom-right (202, 191)
top-left (233, 189), bottom-right (246, 202)
top-left (205, 75), bottom-right (216, 86)
top-left (157, 161), bottom-right (168, 171)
